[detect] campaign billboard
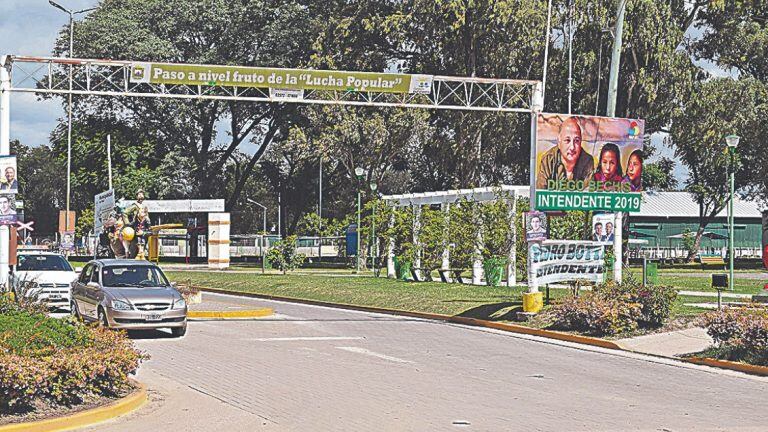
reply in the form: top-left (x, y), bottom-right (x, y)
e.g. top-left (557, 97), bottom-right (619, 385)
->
top-left (534, 114), bottom-right (644, 212)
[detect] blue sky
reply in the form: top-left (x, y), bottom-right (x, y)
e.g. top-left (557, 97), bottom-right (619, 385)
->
top-left (1, 0), bottom-right (719, 185)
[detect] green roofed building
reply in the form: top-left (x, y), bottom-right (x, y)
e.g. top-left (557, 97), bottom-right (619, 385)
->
top-left (629, 191), bottom-right (763, 260)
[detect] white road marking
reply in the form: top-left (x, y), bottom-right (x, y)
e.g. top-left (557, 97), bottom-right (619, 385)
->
top-left (336, 346), bottom-right (413, 364)
top-left (251, 336), bottom-right (365, 342)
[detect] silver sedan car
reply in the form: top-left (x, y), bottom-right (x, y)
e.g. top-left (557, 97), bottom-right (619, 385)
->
top-left (71, 259), bottom-right (187, 337)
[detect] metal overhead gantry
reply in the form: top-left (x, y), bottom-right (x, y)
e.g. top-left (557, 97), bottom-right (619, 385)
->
top-left (4, 56), bottom-right (541, 113)
top-left (0, 54), bottom-right (544, 286)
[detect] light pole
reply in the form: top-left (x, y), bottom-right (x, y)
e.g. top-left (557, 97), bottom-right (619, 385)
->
top-left (246, 198), bottom-right (267, 274)
top-left (354, 167), bottom-right (366, 272)
top-left (725, 134), bottom-right (740, 292)
top-left (318, 155), bottom-right (323, 261)
top-left (48, 1), bottom-right (96, 239)
top-left (369, 182), bottom-right (378, 275)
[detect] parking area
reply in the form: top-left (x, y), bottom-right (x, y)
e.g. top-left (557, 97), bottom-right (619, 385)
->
top-left (80, 292), bottom-right (767, 431)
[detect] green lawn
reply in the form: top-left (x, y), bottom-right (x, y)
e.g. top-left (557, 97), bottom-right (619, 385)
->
top-left (166, 271), bottom-right (717, 322)
top-left (624, 268), bottom-right (766, 295)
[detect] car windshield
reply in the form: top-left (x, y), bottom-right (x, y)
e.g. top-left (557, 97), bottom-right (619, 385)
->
top-left (17, 255), bottom-right (73, 272)
top-left (102, 265), bottom-right (170, 287)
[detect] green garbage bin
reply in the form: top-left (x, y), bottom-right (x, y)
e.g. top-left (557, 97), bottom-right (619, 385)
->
top-left (646, 262), bottom-right (658, 285)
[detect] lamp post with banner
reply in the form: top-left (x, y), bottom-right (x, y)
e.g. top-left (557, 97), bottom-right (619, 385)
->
top-left (725, 134), bottom-right (740, 292)
top-left (354, 167), bottom-right (366, 272)
top-left (369, 182), bottom-right (378, 275)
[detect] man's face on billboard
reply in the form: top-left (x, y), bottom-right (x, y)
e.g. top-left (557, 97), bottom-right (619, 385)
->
top-left (557, 118), bottom-right (583, 166)
top-left (594, 223), bottom-right (602, 235)
top-left (531, 216), bottom-right (541, 231)
top-left (5, 167), bottom-right (14, 183)
top-left (0, 197), bottom-right (10, 212)
top-left (606, 222), bottom-right (614, 234)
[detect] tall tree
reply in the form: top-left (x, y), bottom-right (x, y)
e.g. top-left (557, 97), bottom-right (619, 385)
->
top-left (670, 77), bottom-right (766, 260)
top-left (55, 0), bottom-right (319, 207)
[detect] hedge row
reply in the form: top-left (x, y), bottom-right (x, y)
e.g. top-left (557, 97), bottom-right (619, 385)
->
top-left (542, 279), bottom-right (678, 336)
top-left (699, 307), bottom-right (768, 366)
top-left (0, 298), bottom-right (144, 413)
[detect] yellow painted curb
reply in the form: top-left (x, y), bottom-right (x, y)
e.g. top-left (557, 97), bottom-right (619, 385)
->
top-left (684, 357), bottom-right (768, 377)
top-left (187, 308), bottom-right (274, 319)
top-left (195, 287), bottom-right (621, 350)
top-left (0, 380), bottom-right (147, 432)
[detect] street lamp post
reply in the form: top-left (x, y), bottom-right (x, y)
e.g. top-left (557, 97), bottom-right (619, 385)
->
top-left (369, 182), bottom-right (378, 275)
top-left (354, 167), bottom-right (366, 272)
top-left (48, 1), bottom-right (97, 240)
top-left (246, 198), bottom-right (268, 274)
top-left (725, 134), bottom-right (740, 292)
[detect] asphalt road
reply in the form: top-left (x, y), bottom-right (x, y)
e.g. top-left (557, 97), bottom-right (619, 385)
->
top-left (82, 292), bottom-right (766, 432)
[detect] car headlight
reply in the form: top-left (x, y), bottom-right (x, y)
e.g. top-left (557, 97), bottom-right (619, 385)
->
top-left (111, 300), bottom-right (132, 311)
top-left (173, 298), bottom-right (186, 309)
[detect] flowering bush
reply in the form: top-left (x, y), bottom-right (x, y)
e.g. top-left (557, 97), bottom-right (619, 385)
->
top-left (544, 279), bottom-right (678, 336)
top-left (595, 280), bottom-right (678, 328)
top-left (699, 307), bottom-right (768, 366)
top-left (545, 293), bottom-right (642, 336)
top-left (0, 298), bottom-right (144, 413)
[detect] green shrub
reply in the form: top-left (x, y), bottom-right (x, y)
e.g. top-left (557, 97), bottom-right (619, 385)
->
top-left (699, 307), bottom-right (768, 366)
top-left (266, 235), bottom-right (306, 274)
top-left (595, 279), bottom-right (678, 328)
top-left (545, 293), bottom-right (642, 336)
top-left (0, 301), bottom-right (144, 413)
top-left (544, 279), bottom-right (677, 336)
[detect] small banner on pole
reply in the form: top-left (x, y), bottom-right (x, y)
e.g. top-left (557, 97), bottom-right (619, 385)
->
top-left (528, 241), bottom-right (605, 286)
top-left (94, 189), bottom-right (115, 235)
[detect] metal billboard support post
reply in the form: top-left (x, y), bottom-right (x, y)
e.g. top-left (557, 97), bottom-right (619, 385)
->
top-left (0, 56), bottom-right (10, 289)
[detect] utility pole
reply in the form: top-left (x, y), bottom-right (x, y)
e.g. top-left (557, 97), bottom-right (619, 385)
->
top-left (48, 1), bottom-right (97, 247)
top-left (0, 56), bottom-right (10, 288)
top-left (606, 0), bottom-right (628, 283)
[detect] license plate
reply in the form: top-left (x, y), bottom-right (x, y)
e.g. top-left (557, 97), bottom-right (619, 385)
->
top-left (144, 314), bottom-right (162, 321)
top-left (49, 294), bottom-right (62, 300)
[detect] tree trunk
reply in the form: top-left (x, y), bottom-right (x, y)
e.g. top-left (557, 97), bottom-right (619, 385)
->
top-left (686, 225), bottom-right (706, 263)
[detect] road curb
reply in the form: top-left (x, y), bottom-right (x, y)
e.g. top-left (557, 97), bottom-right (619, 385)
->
top-left (187, 308), bottom-right (274, 320)
top-left (683, 357), bottom-right (768, 377)
top-left (196, 287), bottom-right (622, 350)
top-left (0, 379), bottom-right (147, 432)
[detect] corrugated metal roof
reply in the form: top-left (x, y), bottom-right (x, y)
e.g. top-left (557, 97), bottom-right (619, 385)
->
top-left (638, 191), bottom-right (762, 219)
top-left (381, 186), bottom-right (763, 218)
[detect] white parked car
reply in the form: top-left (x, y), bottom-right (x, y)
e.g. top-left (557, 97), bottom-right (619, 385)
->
top-left (12, 252), bottom-right (78, 310)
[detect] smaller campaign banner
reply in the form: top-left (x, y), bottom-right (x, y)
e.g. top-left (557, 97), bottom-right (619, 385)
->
top-left (591, 213), bottom-right (616, 245)
top-left (0, 156), bottom-right (18, 195)
top-left (94, 189), bottom-right (116, 235)
top-left (61, 230), bottom-right (75, 251)
top-left (528, 241), bottom-right (605, 286)
top-left (524, 211), bottom-right (549, 242)
top-left (0, 194), bottom-right (18, 226)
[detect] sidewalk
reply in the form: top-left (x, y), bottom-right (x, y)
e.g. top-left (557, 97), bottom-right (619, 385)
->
top-left (616, 327), bottom-right (712, 357)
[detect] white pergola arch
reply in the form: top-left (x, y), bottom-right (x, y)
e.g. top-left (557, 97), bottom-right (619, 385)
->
top-left (381, 185), bottom-right (530, 286)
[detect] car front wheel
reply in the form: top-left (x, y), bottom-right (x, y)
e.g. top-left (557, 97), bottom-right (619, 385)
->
top-left (70, 301), bottom-right (82, 321)
top-left (97, 307), bottom-right (110, 328)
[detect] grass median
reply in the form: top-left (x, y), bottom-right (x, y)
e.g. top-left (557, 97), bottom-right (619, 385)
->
top-left (165, 271), bottom-right (715, 321)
